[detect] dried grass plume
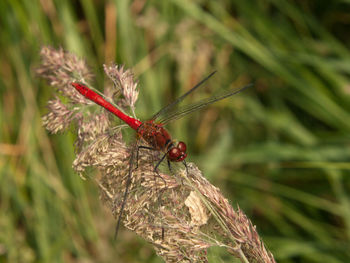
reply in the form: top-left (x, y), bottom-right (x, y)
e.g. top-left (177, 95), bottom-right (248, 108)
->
top-left (38, 46), bottom-right (276, 263)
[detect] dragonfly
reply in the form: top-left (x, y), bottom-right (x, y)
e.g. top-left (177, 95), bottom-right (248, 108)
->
top-left (71, 71), bottom-right (251, 237)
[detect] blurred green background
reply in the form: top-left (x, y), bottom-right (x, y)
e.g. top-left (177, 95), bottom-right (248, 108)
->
top-left (1, 0), bottom-right (350, 262)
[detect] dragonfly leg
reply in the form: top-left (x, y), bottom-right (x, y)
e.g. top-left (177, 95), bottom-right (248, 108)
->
top-left (178, 160), bottom-right (188, 186)
top-left (136, 145), bottom-right (156, 170)
top-left (153, 153), bottom-right (168, 187)
top-left (154, 153), bottom-right (167, 171)
top-left (167, 159), bottom-right (172, 173)
top-left (137, 145), bottom-right (167, 188)
top-left (136, 145), bottom-right (168, 239)
top-left (182, 160), bottom-right (188, 175)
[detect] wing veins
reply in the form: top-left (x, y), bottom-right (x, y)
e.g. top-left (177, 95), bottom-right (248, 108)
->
top-left (158, 83), bottom-right (253, 124)
top-left (151, 71), bottom-right (217, 121)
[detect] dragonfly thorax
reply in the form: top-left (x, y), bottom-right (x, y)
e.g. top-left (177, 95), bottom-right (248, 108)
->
top-left (137, 121), bottom-right (187, 162)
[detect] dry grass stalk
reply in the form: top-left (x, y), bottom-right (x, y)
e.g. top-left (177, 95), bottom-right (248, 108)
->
top-left (39, 46), bottom-right (276, 263)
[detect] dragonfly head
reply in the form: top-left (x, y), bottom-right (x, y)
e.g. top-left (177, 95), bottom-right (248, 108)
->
top-left (167, 141), bottom-right (187, 162)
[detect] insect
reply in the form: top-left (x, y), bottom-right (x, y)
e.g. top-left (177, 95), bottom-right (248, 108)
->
top-left (71, 72), bottom-right (251, 236)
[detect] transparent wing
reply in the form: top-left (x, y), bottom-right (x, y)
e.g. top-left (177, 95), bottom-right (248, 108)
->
top-left (115, 140), bottom-right (137, 239)
top-left (150, 71), bottom-right (217, 121)
top-left (156, 83), bottom-right (253, 125)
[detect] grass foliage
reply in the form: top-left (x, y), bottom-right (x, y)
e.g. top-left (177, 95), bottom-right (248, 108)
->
top-left (1, 0), bottom-right (350, 262)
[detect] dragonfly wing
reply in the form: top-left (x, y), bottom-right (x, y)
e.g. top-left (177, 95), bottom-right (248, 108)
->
top-left (157, 83), bottom-right (253, 125)
top-left (150, 71), bottom-right (217, 121)
top-left (114, 140), bottom-right (138, 239)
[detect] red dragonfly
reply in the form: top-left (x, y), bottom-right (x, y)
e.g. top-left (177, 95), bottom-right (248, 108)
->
top-left (71, 71), bottom-right (251, 236)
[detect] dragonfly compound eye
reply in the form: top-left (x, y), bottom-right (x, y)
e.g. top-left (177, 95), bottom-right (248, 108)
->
top-left (168, 147), bottom-right (181, 161)
top-left (168, 145), bottom-right (187, 162)
top-left (177, 141), bottom-right (187, 153)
